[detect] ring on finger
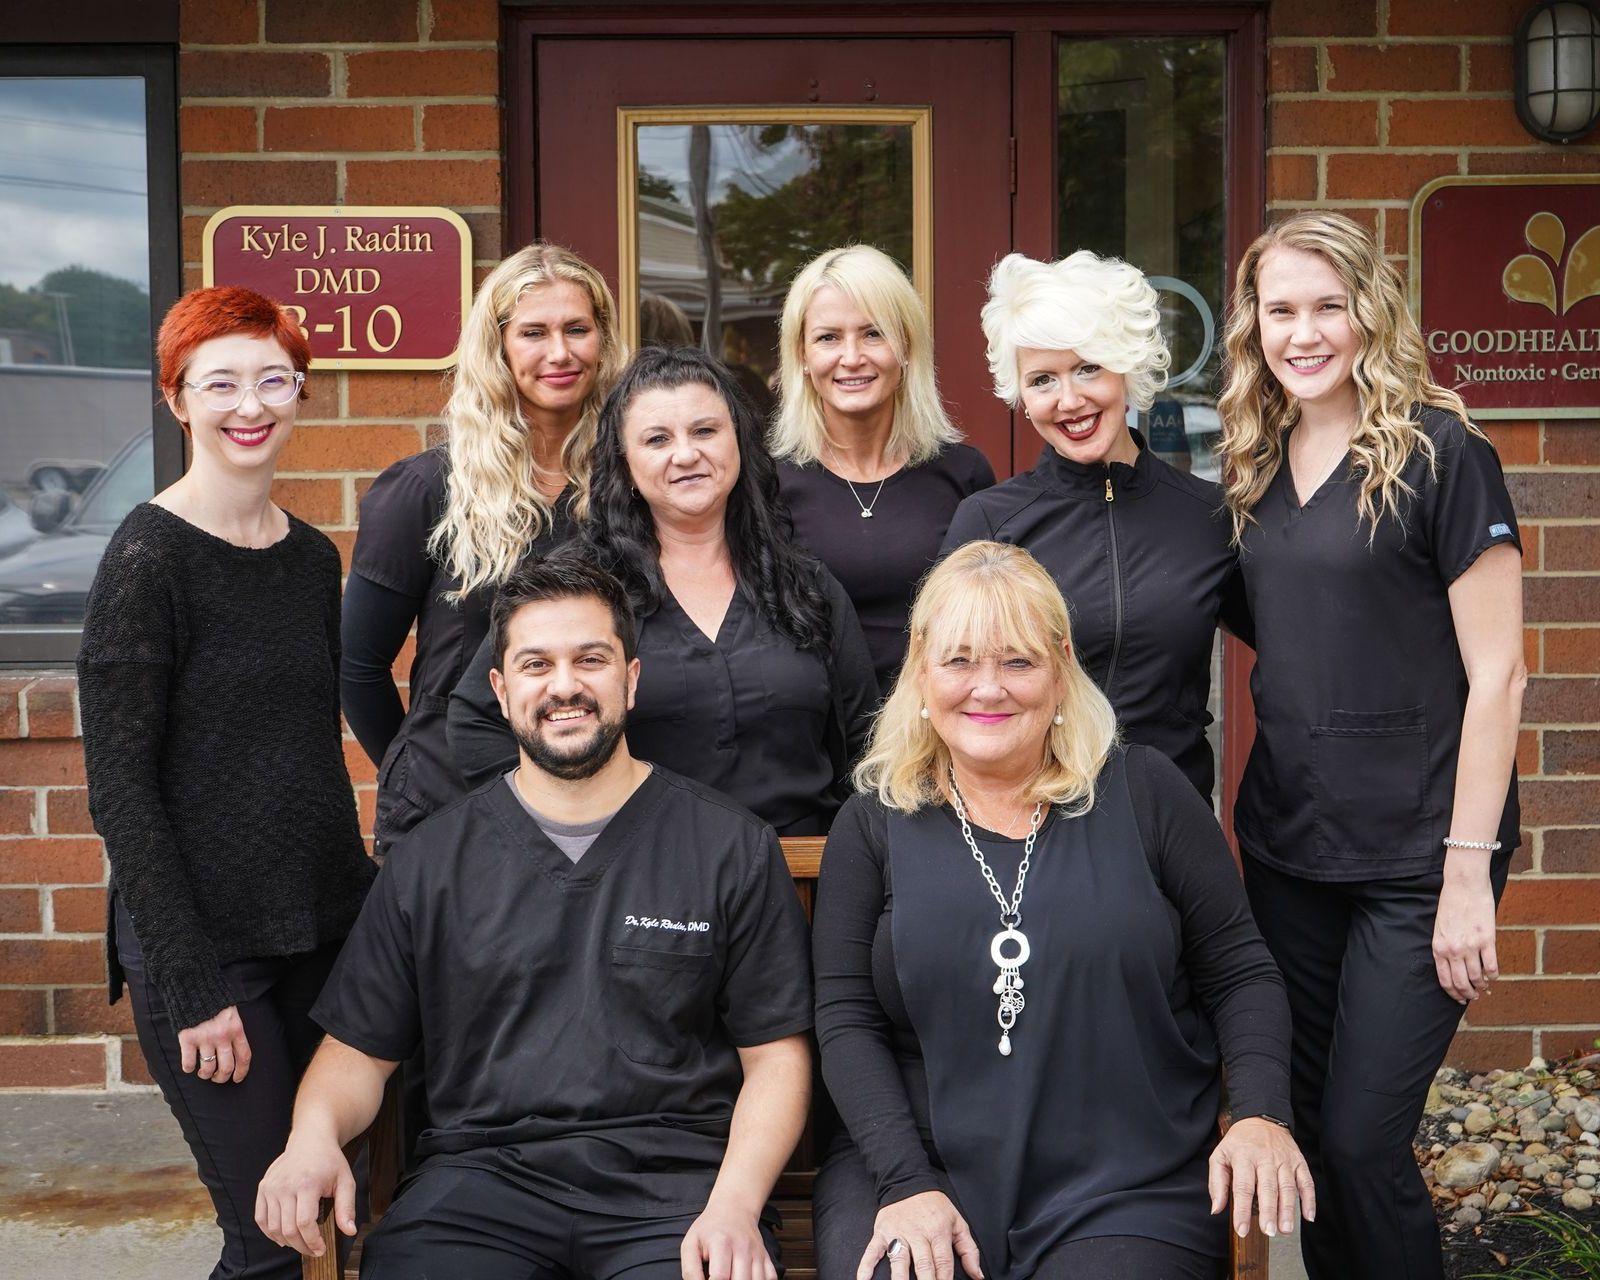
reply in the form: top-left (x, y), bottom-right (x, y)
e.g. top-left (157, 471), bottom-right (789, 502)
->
top-left (200, 1053), bottom-right (218, 1063)
top-left (886, 1239), bottom-right (905, 1260)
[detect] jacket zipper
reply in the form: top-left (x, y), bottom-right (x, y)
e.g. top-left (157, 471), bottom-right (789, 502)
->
top-left (1104, 472), bottom-right (1123, 693)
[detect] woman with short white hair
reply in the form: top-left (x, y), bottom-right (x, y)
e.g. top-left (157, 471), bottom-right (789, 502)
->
top-left (941, 251), bottom-right (1245, 799)
top-left (772, 245), bottom-right (994, 692)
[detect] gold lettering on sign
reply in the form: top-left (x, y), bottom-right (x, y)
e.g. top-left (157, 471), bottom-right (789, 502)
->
top-left (293, 268), bottom-right (384, 295)
top-left (344, 223), bottom-right (434, 254)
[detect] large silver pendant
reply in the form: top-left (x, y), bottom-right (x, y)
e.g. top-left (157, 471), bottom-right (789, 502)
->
top-left (991, 926), bottom-right (1030, 1055)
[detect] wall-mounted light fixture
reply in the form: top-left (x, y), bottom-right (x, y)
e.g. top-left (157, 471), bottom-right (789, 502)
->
top-left (1515, 1), bottom-right (1600, 142)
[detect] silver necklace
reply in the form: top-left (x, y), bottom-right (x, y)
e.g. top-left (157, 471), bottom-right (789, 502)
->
top-left (948, 767), bottom-right (1045, 1057)
top-left (827, 448), bottom-right (890, 518)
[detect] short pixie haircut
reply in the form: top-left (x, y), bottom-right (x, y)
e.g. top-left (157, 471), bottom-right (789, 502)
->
top-left (981, 251), bottom-right (1170, 411)
top-left (157, 285), bottom-right (311, 405)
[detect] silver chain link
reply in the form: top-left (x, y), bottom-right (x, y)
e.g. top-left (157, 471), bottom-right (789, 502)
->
top-left (948, 768), bottom-right (1043, 927)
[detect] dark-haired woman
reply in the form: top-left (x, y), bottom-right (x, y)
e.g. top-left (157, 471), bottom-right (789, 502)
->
top-left (449, 345), bottom-right (878, 836)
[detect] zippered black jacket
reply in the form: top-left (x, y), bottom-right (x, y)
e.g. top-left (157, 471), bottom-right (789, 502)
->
top-left (940, 436), bottom-right (1248, 800)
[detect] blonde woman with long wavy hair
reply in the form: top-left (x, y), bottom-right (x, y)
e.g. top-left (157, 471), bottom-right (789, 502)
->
top-left (342, 242), bottom-right (625, 851)
top-left (812, 540), bottom-right (1308, 1280)
top-left (1217, 211), bottom-right (1525, 1280)
top-left (771, 245), bottom-right (994, 692)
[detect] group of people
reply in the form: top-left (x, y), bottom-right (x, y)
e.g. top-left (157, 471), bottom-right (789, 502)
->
top-left (78, 210), bottom-right (1524, 1280)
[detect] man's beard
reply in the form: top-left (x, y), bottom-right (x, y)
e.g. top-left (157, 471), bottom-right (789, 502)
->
top-left (511, 696), bottom-right (628, 782)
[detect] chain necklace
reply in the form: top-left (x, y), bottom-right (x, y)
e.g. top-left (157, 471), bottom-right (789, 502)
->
top-left (826, 445), bottom-right (891, 518)
top-left (948, 767), bottom-right (1045, 1057)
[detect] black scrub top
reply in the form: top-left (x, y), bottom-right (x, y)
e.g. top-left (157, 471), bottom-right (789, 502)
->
top-left (1233, 408), bottom-right (1521, 882)
top-left (312, 765), bottom-right (814, 1218)
top-left (348, 447), bottom-right (575, 845)
top-left (778, 443), bottom-right (995, 692)
top-left (941, 433), bottom-right (1247, 799)
top-left (448, 562), bottom-right (879, 836)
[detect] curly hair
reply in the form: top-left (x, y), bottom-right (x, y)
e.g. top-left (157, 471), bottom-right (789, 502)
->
top-left (585, 345), bottom-right (832, 651)
top-left (1218, 211), bottom-right (1477, 543)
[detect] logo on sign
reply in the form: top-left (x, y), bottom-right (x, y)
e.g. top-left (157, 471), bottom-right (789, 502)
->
top-left (1502, 212), bottom-right (1600, 316)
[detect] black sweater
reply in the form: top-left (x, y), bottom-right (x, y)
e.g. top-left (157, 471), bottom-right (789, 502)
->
top-left (78, 504), bottom-right (376, 1030)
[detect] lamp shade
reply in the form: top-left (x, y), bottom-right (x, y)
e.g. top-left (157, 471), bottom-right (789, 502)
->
top-left (1515, 0), bottom-right (1600, 142)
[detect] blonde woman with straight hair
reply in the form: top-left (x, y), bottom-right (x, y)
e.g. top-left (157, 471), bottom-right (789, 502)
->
top-left (1217, 211), bottom-right (1524, 1280)
top-left (772, 245), bottom-right (993, 691)
top-left (812, 541), bottom-right (1308, 1280)
top-left (342, 242), bottom-right (625, 851)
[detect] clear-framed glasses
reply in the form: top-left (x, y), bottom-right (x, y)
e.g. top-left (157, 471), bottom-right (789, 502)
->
top-left (182, 371), bottom-right (305, 412)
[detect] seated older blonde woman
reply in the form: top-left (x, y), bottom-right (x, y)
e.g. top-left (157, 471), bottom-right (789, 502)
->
top-left (811, 541), bottom-right (1311, 1280)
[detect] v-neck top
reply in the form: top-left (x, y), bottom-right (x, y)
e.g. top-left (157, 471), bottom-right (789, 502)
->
top-left (1233, 408), bottom-right (1522, 881)
top-left (312, 765), bottom-right (814, 1218)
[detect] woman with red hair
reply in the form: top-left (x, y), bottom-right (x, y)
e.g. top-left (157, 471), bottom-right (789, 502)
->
top-left (78, 286), bottom-right (375, 1279)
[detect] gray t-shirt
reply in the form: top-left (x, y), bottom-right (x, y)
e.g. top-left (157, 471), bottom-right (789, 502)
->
top-left (504, 769), bottom-right (618, 862)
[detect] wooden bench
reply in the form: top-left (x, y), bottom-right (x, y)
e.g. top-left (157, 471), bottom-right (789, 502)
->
top-left (307, 836), bottom-right (1269, 1278)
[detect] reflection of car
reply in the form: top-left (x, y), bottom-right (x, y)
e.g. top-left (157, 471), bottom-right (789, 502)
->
top-left (0, 432), bottom-right (152, 624)
top-left (0, 492), bottom-right (39, 560)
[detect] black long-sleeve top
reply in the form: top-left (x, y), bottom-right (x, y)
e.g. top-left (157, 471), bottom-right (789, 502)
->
top-left (78, 504), bottom-right (375, 1031)
top-left (812, 745), bottom-right (1290, 1221)
top-left (449, 562), bottom-right (880, 836)
top-left (941, 435), bottom-right (1249, 799)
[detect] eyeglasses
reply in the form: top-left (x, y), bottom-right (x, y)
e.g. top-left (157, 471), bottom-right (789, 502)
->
top-left (182, 371), bottom-right (305, 412)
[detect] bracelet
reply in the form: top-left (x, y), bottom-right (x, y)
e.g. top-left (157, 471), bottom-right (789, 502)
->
top-left (1442, 838), bottom-right (1502, 852)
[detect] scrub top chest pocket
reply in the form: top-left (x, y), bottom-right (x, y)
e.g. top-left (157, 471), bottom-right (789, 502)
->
top-left (607, 940), bottom-right (719, 1067)
top-left (1310, 706), bottom-right (1431, 861)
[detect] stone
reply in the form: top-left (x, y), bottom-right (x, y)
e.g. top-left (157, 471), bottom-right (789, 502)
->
top-left (1452, 1206), bottom-right (1482, 1226)
top-left (1447, 1123), bottom-right (1464, 1137)
top-left (1464, 1106), bottom-right (1497, 1135)
top-left (1526, 1161), bottom-right (1550, 1180)
top-left (1577, 1160), bottom-right (1599, 1174)
top-left (1499, 1179), bottom-right (1520, 1195)
top-left (1581, 1175), bottom-right (1596, 1190)
top-left (1460, 1192), bottom-right (1487, 1210)
top-left (1565, 1188), bottom-right (1595, 1211)
top-left (1531, 1057), bottom-right (1549, 1072)
top-left (1435, 1143), bottom-right (1503, 1188)
top-left (1574, 1100), bottom-right (1600, 1133)
top-left (1544, 1112), bottom-right (1569, 1133)
top-left (1489, 1191), bottom-right (1514, 1211)
top-left (1526, 1142), bottom-right (1551, 1156)
top-left (1450, 1106), bottom-right (1469, 1122)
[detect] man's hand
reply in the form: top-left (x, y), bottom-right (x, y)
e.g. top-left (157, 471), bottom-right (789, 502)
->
top-left (255, 1132), bottom-right (356, 1258)
top-left (681, 1194), bottom-right (775, 1280)
top-left (858, 1190), bottom-right (983, 1280)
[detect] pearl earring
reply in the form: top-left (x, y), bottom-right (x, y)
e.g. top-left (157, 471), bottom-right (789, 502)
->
top-left (1053, 712), bottom-right (1064, 725)
top-left (919, 706), bottom-right (930, 720)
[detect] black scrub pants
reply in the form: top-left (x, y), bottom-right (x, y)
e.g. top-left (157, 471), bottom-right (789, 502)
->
top-left (122, 940), bottom-right (346, 1280)
top-left (360, 1163), bottom-right (781, 1280)
top-left (1243, 855), bottom-right (1509, 1280)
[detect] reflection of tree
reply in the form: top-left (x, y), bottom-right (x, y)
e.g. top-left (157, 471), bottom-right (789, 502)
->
top-left (0, 266), bottom-right (149, 368)
top-left (715, 125), bottom-right (914, 293)
top-left (638, 168), bottom-right (680, 202)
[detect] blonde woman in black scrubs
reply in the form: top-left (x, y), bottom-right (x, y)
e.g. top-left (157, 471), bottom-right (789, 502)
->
top-left (1218, 211), bottom-right (1525, 1280)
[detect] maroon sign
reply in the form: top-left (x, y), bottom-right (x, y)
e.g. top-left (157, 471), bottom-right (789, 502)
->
top-left (202, 206), bottom-right (471, 370)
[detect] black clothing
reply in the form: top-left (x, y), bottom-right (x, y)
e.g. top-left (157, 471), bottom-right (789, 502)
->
top-left (778, 444), bottom-right (995, 691)
top-left (449, 564), bottom-right (878, 836)
top-left (812, 746), bottom-right (1289, 1278)
top-left (78, 503), bottom-right (374, 1032)
top-left (1234, 409), bottom-right (1521, 881)
top-left (360, 1164), bottom-right (780, 1280)
top-left (344, 447), bottom-right (577, 846)
top-left (313, 765), bottom-right (814, 1219)
top-left (940, 436), bottom-right (1246, 800)
top-left (1244, 853), bottom-right (1510, 1280)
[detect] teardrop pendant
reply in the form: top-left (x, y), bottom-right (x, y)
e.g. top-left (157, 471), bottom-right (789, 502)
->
top-left (999, 1032), bottom-right (1011, 1056)
top-left (860, 509), bottom-right (873, 518)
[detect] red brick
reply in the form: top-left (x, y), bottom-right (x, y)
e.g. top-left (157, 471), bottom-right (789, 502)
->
top-left (1384, 205), bottom-right (1409, 257)
top-left (182, 0), bottom-right (258, 44)
top-left (1481, 420), bottom-right (1540, 466)
top-left (426, 0), bottom-right (497, 41)
top-left (23, 678), bottom-right (76, 739)
top-left (265, 0), bottom-right (419, 43)
top-left (0, 989), bottom-right (48, 1036)
top-left (1269, 45), bottom-right (1319, 94)
top-left (1468, 43), bottom-right (1515, 93)
top-left (0, 939), bottom-right (103, 985)
top-left (1273, 99), bottom-right (1379, 148)
top-left (44, 789), bottom-right (92, 836)
top-left (1445, 1027), bottom-right (1532, 1070)
top-left (180, 50), bottom-right (331, 98)
top-left (1389, 98), bottom-right (1534, 148)
top-left (1546, 528), bottom-right (1600, 573)
top-left (0, 740), bottom-right (85, 787)
top-left (271, 478), bottom-right (343, 525)
top-left (1525, 626), bottom-right (1541, 675)
top-left (345, 49), bottom-right (497, 98)
top-left (345, 158), bottom-right (498, 206)
top-left (344, 739), bottom-right (377, 786)
top-left (120, 1036), bottom-right (155, 1086)
top-left (1325, 152), bottom-right (1459, 200)
top-left (53, 987), bottom-right (133, 1036)
top-left (0, 888), bottom-right (40, 933)
top-left (1546, 829), bottom-right (1600, 873)
top-left (1270, 0), bottom-right (1378, 37)
top-left (0, 1041), bottom-right (104, 1088)
top-left (1508, 472), bottom-right (1600, 520)
top-left (1522, 524), bottom-right (1541, 573)
top-left (422, 104), bottom-right (499, 152)
top-left (265, 105), bottom-right (416, 153)
top-left (51, 886), bottom-right (105, 935)
top-left (1546, 424), bottom-right (1600, 466)
top-left (1546, 731), bottom-right (1600, 777)
top-left (1472, 976), bottom-right (1600, 1025)
top-left (1268, 153), bottom-right (1318, 202)
top-left (1518, 728), bottom-right (1539, 777)
top-left (0, 680), bottom-right (21, 739)
top-left (459, 210), bottom-right (500, 260)
top-left (0, 838), bottom-right (103, 887)
top-left (1527, 578), bottom-right (1600, 625)
top-left (1497, 927), bottom-right (1537, 974)
top-left (183, 158), bottom-right (337, 208)
top-left (1546, 629), bottom-right (1600, 674)
top-left (181, 105), bottom-right (256, 154)
top-left (1389, 0), bottom-right (1528, 38)
top-left (1524, 676), bottom-right (1600, 722)
top-left (1537, 1028), bottom-right (1600, 1061)
top-left (1470, 150), bottom-right (1600, 175)
top-left (346, 371), bottom-right (450, 417)
top-left (278, 424), bottom-right (423, 472)
top-left (357, 785), bottom-right (377, 836)
top-left (0, 790), bottom-right (35, 835)
top-left (1544, 930), bottom-right (1600, 975)
top-left (1523, 779), bottom-right (1600, 826)
top-left (1513, 839), bottom-right (1535, 875)
top-left (1502, 876), bottom-right (1600, 926)
top-left (1325, 42), bottom-right (1461, 92)
top-left (328, 530), bottom-right (357, 572)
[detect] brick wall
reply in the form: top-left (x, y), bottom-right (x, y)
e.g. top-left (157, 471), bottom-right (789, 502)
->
top-left (1268, 0), bottom-right (1600, 1067)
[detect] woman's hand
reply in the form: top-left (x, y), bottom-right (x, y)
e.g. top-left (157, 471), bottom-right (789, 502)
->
top-left (857, 1190), bottom-right (983, 1280)
top-left (1208, 1116), bottom-right (1315, 1239)
top-left (1434, 859), bottom-right (1499, 1005)
top-left (178, 1005), bottom-right (252, 1084)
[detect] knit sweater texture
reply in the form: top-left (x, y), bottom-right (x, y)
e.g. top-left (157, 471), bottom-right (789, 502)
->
top-left (78, 503), bottom-right (375, 1030)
